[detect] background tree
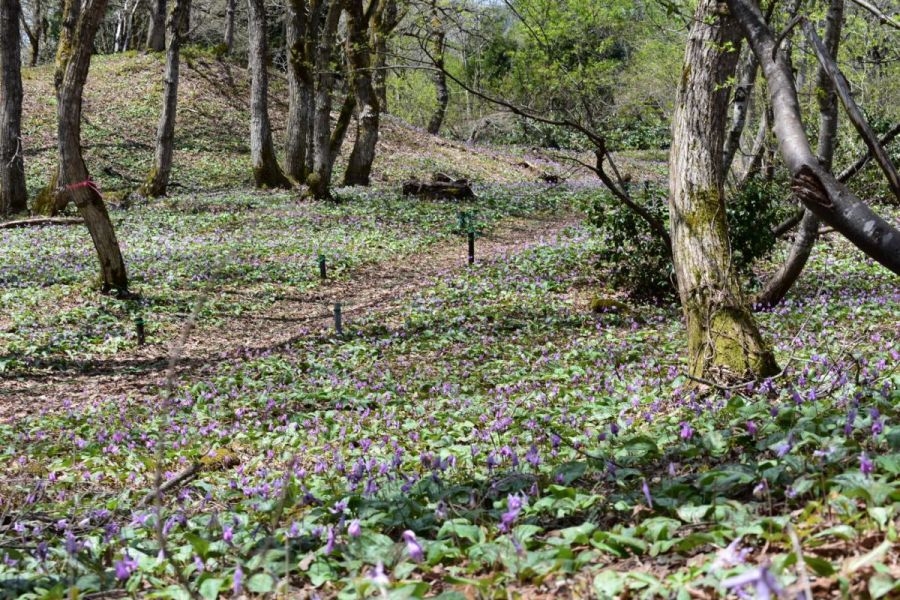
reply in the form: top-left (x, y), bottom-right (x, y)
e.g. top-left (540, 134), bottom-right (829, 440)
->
top-left (147, 0), bottom-right (165, 49)
top-left (141, 0), bottom-right (191, 196)
top-left (247, 0), bottom-right (291, 188)
top-left (47, 0), bottom-right (129, 291)
top-left (344, 0), bottom-right (381, 186)
top-left (1, 0), bottom-right (28, 217)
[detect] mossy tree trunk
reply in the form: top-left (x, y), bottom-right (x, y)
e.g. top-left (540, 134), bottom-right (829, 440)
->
top-left (343, 0), bottom-right (380, 187)
top-left (223, 0), bottom-right (235, 53)
top-left (669, 0), bottom-right (778, 381)
top-left (0, 0), bottom-right (28, 217)
top-left (53, 0), bottom-right (129, 291)
top-left (141, 0), bottom-right (191, 197)
top-left (372, 0), bottom-right (398, 112)
top-left (756, 0), bottom-right (843, 308)
top-left (247, 0), bottom-right (291, 189)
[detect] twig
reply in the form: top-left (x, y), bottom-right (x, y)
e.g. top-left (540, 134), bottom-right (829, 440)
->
top-left (0, 217), bottom-right (84, 229)
top-left (788, 523), bottom-right (814, 600)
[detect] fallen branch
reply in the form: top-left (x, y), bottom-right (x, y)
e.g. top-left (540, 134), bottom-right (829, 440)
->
top-left (0, 217), bottom-right (84, 229)
top-left (847, 0), bottom-right (900, 30)
top-left (137, 462), bottom-right (201, 508)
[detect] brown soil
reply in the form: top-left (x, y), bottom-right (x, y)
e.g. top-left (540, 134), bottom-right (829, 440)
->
top-left (0, 212), bottom-right (582, 423)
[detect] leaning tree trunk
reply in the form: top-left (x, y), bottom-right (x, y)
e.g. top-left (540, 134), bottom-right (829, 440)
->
top-left (728, 0), bottom-right (900, 274)
top-left (669, 0), bottom-right (779, 381)
top-left (53, 0), bottom-right (129, 291)
top-left (308, 0), bottom-right (342, 199)
top-left (246, 0), bottom-right (291, 188)
top-left (146, 0), bottom-right (165, 50)
top-left (0, 0), bottom-right (28, 216)
top-left (223, 0), bottom-right (235, 53)
top-left (756, 0), bottom-right (843, 308)
top-left (343, 0), bottom-right (380, 186)
top-left (426, 9), bottom-right (448, 136)
top-left (141, 0), bottom-right (191, 197)
top-left (285, 0), bottom-right (312, 182)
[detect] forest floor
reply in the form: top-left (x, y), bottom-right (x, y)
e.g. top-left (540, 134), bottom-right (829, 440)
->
top-left (2, 54), bottom-right (898, 600)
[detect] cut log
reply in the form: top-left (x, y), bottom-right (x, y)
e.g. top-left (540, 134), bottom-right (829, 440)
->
top-left (403, 174), bottom-right (474, 200)
top-left (0, 217), bottom-right (84, 229)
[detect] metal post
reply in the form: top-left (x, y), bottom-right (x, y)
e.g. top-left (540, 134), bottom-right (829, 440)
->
top-left (319, 254), bottom-right (327, 279)
top-left (135, 316), bottom-right (146, 346)
top-left (468, 229), bottom-right (475, 265)
top-left (334, 302), bottom-right (343, 336)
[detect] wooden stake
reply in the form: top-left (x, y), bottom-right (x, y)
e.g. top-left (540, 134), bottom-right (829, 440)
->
top-left (334, 302), bottom-right (343, 336)
top-left (136, 316), bottom-right (146, 346)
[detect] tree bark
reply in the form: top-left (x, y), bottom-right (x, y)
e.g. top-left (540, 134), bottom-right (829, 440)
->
top-left (1, 0), bottom-right (28, 216)
top-left (756, 0), bottom-right (844, 308)
top-left (426, 5), bottom-right (448, 136)
top-left (52, 0), bottom-right (129, 291)
top-left (141, 0), bottom-right (191, 197)
top-left (372, 0), bottom-right (397, 112)
top-left (728, 0), bottom-right (900, 274)
top-left (147, 0), bottom-right (165, 50)
top-left (343, 0), bottom-right (380, 186)
top-left (247, 0), bottom-right (291, 188)
top-left (223, 0), bottom-right (235, 53)
top-left (19, 0), bottom-right (43, 66)
top-left (308, 0), bottom-right (342, 199)
top-left (285, 0), bottom-right (312, 182)
top-left (669, 0), bottom-right (778, 381)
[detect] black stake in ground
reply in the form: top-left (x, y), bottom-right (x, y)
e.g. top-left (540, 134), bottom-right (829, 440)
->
top-left (135, 316), bottom-right (146, 346)
top-left (334, 302), bottom-right (343, 336)
top-left (319, 254), bottom-right (327, 279)
top-left (468, 228), bottom-right (475, 265)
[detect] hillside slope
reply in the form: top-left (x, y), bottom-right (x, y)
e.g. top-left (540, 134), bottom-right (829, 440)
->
top-left (19, 51), bottom-right (557, 200)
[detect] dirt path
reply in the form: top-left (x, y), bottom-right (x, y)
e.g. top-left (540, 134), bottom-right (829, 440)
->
top-left (0, 212), bottom-right (581, 423)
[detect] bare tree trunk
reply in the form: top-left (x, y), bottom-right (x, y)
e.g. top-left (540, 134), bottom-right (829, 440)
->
top-left (308, 0), bottom-right (342, 199)
top-left (728, 0), bottom-right (900, 274)
top-left (722, 48), bottom-right (758, 177)
top-left (426, 6), bottom-right (448, 136)
top-left (146, 0), bottom-right (165, 50)
top-left (372, 0), bottom-right (397, 112)
top-left (19, 0), bottom-right (43, 66)
top-left (1, 0), bottom-right (28, 216)
top-left (756, 0), bottom-right (843, 308)
top-left (52, 0), bottom-right (129, 291)
top-left (285, 0), bottom-right (312, 182)
top-left (223, 0), bottom-right (235, 52)
top-left (803, 21), bottom-right (900, 200)
top-left (343, 0), bottom-right (380, 186)
top-left (669, 0), bottom-right (778, 381)
top-left (247, 0), bottom-right (291, 188)
top-left (141, 0), bottom-right (191, 197)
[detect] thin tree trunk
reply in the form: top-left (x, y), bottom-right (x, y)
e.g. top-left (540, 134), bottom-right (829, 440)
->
top-left (722, 48), bottom-right (759, 176)
top-left (141, 0), bottom-right (190, 197)
top-left (756, 0), bottom-right (843, 308)
top-left (19, 0), bottom-right (42, 66)
top-left (426, 7), bottom-right (448, 136)
top-left (223, 0), bottom-right (235, 52)
top-left (372, 0), bottom-right (397, 112)
top-left (344, 0), bottom-right (380, 186)
top-left (309, 0), bottom-right (342, 199)
top-left (669, 0), bottom-right (778, 381)
top-left (146, 0), bottom-right (165, 50)
top-left (1, 0), bottom-right (28, 216)
top-left (803, 20), bottom-right (900, 200)
top-left (247, 0), bottom-right (291, 188)
top-left (285, 0), bottom-right (312, 182)
top-left (52, 0), bottom-right (129, 291)
top-left (728, 0), bottom-right (900, 274)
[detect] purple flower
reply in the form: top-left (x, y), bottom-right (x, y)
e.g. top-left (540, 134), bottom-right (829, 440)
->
top-left (114, 553), bottom-right (138, 580)
top-left (641, 478), bottom-right (653, 509)
top-left (348, 519), bottom-right (362, 538)
top-left (499, 493), bottom-right (525, 532)
top-left (860, 452), bottom-right (874, 476)
top-left (679, 421), bottom-right (694, 440)
top-left (233, 564), bottom-right (243, 596)
top-left (722, 565), bottom-right (782, 600)
top-left (223, 526), bottom-right (233, 544)
top-left (401, 530), bottom-right (424, 562)
top-left (368, 561), bottom-right (389, 587)
top-left (324, 526), bottom-right (336, 555)
top-left (711, 537), bottom-right (749, 570)
top-left (746, 421), bottom-right (758, 436)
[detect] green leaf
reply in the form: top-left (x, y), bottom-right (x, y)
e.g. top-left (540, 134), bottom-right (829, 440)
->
top-left (593, 570), bottom-right (624, 598)
top-left (198, 578), bottom-right (224, 600)
top-left (247, 573), bottom-right (275, 593)
top-left (869, 573), bottom-right (900, 599)
top-left (803, 555), bottom-right (835, 577)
